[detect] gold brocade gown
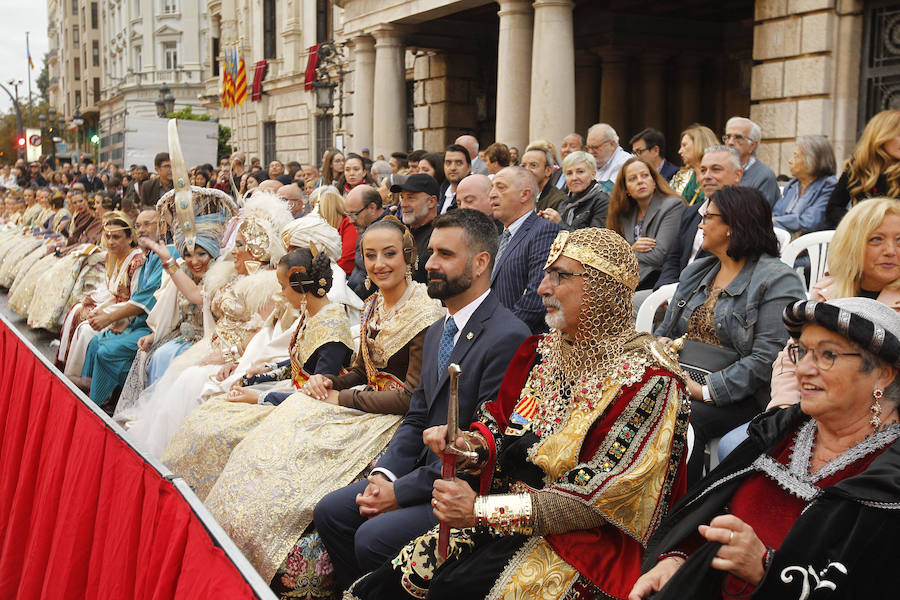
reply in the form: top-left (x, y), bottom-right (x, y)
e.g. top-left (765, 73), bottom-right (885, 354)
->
top-left (202, 281), bottom-right (444, 585)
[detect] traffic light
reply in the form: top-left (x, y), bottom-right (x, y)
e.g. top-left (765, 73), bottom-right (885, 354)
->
top-left (90, 133), bottom-right (100, 145)
top-left (16, 136), bottom-right (25, 148)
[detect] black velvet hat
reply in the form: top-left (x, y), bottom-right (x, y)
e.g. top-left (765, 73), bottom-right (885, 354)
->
top-left (783, 297), bottom-right (900, 370)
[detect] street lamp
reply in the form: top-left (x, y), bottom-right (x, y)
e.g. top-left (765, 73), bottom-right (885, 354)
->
top-left (3, 79), bottom-right (24, 159)
top-left (72, 109), bottom-right (84, 159)
top-left (40, 108), bottom-right (60, 167)
top-left (312, 42), bottom-right (345, 125)
top-left (157, 83), bottom-right (175, 118)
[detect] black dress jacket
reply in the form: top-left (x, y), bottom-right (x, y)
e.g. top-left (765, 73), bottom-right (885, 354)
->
top-left (643, 404), bottom-right (900, 599)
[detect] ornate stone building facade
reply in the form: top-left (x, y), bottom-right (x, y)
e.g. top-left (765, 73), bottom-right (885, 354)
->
top-left (47, 0), bottom-right (104, 148)
top-left (200, 0), bottom-right (336, 165)
top-left (96, 0), bottom-right (209, 165)
top-left (329, 0), bottom-right (896, 172)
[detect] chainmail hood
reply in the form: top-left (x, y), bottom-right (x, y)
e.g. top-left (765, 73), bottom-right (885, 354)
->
top-left (541, 228), bottom-right (639, 384)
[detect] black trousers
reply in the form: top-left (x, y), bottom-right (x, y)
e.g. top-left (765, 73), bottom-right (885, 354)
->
top-left (687, 398), bottom-right (761, 485)
top-left (313, 479), bottom-right (439, 590)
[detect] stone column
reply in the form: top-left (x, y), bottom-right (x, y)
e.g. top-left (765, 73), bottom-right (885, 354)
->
top-left (641, 55), bottom-right (667, 131)
top-left (677, 55), bottom-right (702, 132)
top-left (598, 52), bottom-right (628, 135)
top-left (529, 0), bottom-right (574, 145)
top-left (352, 35), bottom-right (376, 154)
top-left (495, 0), bottom-right (532, 150)
top-left (372, 25), bottom-right (406, 156)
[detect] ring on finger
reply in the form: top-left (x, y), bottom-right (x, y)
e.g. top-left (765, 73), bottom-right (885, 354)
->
top-left (729, 531), bottom-right (734, 544)
top-left (432, 499), bottom-right (438, 507)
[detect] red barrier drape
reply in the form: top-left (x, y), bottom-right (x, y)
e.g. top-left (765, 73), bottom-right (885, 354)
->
top-left (0, 321), bottom-right (262, 600)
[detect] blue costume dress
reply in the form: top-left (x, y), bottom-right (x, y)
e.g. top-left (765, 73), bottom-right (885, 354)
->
top-left (81, 250), bottom-right (165, 405)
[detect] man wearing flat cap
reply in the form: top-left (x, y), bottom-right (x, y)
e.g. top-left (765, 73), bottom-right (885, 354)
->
top-left (391, 173), bottom-right (439, 284)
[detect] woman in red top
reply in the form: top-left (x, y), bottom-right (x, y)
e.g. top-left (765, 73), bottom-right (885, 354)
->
top-left (631, 296), bottom-right (900, 600)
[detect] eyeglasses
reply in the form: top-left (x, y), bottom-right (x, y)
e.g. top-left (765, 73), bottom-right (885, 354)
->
top-left (543, 269), bottom-right (587, 286)
top-left (701, 211), bottom-right (723, 224)
top-left (722, 133), bottom-right (749, 143)
top-left (344, 205), bottom-right (368, 218)
top-left (586, 141), bottom-right (611, 152)
top-left (632, 146), bottom-right (648, 156)
top-left (787, 343), bottom-right (862, 371)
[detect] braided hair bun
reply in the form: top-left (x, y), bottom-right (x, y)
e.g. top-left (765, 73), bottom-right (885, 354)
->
top-left (279, 246), bottom-right (334, 297)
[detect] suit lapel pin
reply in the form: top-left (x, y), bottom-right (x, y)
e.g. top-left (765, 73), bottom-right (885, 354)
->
top-left (466, 332), bottom-right (474, 340)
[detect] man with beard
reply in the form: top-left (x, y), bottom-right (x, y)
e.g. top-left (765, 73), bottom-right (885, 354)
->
top-left (314, 208), bottom-right (531, 590)
top-left (391, 173), bottom-right (439, 284)
top-left (76, 209), bottom-right (167, 411)
top-left (347, 228), bottom-right (690, 600)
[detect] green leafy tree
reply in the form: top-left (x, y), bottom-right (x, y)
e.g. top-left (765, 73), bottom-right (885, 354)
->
top-left (36, 53), bottom-right (49, 104)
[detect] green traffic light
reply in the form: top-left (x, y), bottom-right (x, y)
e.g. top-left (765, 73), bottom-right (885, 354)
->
top-left (90, 134), bottom-right (100, 144)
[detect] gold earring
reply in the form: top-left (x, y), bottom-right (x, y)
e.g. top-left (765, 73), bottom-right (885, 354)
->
top-left (405, 264), bottom-right (413, 282)
top-left (871, 388), bottom-right (884, 428)
top-left (364, 276), bottom-right (371, 291)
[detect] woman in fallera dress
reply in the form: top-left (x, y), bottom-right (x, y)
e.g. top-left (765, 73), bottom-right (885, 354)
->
top-left (114, 184), bottom-right (237, 421)
top-left (200, 217), bottom-right (444, 599)
top-left (125, 192), bottom-right (292, 458)
top-left (163, 245), bottom-right (355, 498)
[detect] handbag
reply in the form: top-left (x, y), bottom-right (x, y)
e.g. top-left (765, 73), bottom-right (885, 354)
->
top-left (677, 339), bottom-right (740, 384)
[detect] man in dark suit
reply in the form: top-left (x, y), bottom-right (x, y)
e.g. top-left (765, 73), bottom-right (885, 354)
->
top-left (630, 128), bottom-right (679, 181)
top-left (314, 209), bottom-right (531, 589)
top-left (654, 145), bottom-right (744, 288)
top-left (139, 152), bottom-right (173, 210)
top-left (77, 162), bottom-right (104, 193)
top-left (490, 166), bottom-right (560, 333)
top-left (437, 144), bottom-right (471, 214)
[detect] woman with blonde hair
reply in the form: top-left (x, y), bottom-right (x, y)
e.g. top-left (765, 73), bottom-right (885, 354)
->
top-left (669, 123), bottom-right (719, 206)
top-left (311, 184), bottom-right (357, 275)
top-left (717, 196), bottom-right (900, 458)
top-left (826, 109), bottom-right (900, 226)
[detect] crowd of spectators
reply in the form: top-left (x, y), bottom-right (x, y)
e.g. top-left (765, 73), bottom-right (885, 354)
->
top-left (0, 109), bottom-right (899, 599)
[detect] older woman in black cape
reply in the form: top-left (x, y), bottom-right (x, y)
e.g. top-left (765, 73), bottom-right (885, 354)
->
top-left (630, 297), bottom-right (900, 600)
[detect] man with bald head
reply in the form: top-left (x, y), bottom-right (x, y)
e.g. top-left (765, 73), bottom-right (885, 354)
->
top-left (586, 123), bottom-right (632, 192)
top-left (456, 174), bottom-right (493, 216)
top-left (257, 179), bottom-right (282, 194)
top-left (345, 184), bottom-right (390, 299)
top-left (489, 166), bottom-right (559, 333)
top-left (455, 134), bottom-right (489, 176)
top-left (277, 183), bottom-right (306, 218)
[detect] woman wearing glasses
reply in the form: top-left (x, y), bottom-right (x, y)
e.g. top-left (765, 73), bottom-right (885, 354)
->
top-left (655, 187), bottom-right (805, 483)
top-left (631, 297), bottom-right (900, 600)
top-left (718, 197), bottom-right (900, 459)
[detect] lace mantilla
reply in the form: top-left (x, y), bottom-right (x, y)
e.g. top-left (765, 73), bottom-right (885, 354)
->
top-left (751, 419), bottom-right (900, 501)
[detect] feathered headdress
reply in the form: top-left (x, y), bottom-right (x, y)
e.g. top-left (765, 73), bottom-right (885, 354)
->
top-left (157, 119), bottom-right (239, 258)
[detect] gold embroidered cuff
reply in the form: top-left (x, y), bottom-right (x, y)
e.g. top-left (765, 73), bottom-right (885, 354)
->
top-left (474, 493), bottom-right (534, 536)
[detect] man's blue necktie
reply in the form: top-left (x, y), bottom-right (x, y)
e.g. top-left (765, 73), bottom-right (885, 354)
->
top-left (437, 316), bottom-right (458, 377)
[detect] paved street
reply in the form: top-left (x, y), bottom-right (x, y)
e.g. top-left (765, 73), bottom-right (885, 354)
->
top-left (0, 289), bottom-right (57, 363)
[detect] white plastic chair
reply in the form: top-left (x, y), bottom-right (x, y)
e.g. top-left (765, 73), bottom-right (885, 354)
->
top-left (773, 227), bottom-right (791, 254)
top-left (780, 230), bottom-right (835, 296)
top-left (635, 283), bottom-right (678, 333)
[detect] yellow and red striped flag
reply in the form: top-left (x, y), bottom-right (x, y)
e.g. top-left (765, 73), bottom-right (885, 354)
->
top-left (234, 47), bottom-right (247, 106)
top-left (221, 50), bottom-right (234, 108)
